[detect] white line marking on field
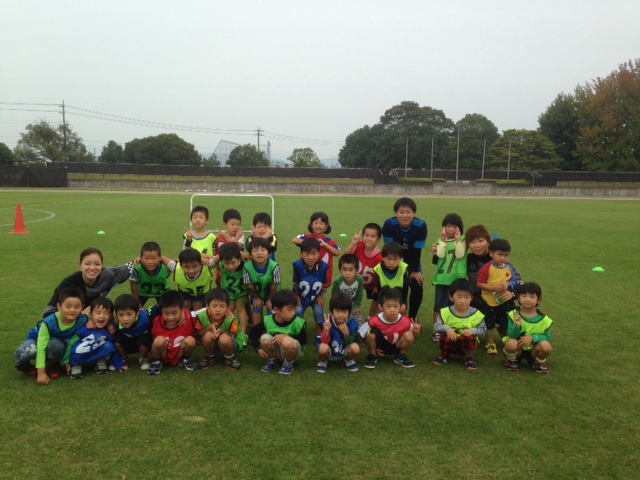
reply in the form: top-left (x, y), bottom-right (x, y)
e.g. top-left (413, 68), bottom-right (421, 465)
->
top-left (0, 208), bottom-right (56, 227)
top-left (0, 200), bottom-right (84, 211)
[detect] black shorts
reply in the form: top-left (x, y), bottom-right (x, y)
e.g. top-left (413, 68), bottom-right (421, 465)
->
top-left (114, 332), bottom-right (152, 354)
top-left (370, 327), bottom-right (400, 356)
top-left (365, 288), bottom-right (375, 300)
top-left (483, 302), bottom-right (514, 332)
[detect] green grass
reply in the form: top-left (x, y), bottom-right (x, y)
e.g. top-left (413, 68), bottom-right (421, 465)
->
top-left (1, 190), bottom-right (639, 479)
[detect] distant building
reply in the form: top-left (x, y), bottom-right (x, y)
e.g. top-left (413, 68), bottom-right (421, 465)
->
top-left (213, 140), bottom-right (241, 165)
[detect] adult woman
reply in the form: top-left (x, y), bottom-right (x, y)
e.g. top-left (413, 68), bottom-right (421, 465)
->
top-left (43, 247), bottom-right (134, 317)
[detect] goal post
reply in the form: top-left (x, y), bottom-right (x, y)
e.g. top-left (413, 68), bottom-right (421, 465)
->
top-left (189, 194), bottom-right (276, 232)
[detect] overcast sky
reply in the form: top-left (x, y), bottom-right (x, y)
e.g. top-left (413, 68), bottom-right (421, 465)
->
top-left (1, 1), bottom-right (639, 163)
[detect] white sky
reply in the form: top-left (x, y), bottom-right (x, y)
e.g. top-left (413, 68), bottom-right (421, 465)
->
top-left (1, 1), bottom-right (639, 163)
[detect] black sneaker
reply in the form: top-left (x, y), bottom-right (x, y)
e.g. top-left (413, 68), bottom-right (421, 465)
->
top-left (224, 356), bottom-right (242, 371)
top-left (179, 357), bottom-right (198, 371)
top-left (364, 354), bottom-right (378, 369)
top-left (147, 360), bottom-right (163, 376)
top-left (94, 360), bottom-right (109, 375)
top-left (394, 354), bottom-right (415, 368)
top-left (70, 365), bottom-right (83, 379)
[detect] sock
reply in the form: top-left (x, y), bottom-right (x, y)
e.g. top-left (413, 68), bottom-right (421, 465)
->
top-left (503, 348), bottom-right (517, 361)
top-left (224, 354), bottom-right (234, 359)
top-left (535, 357), bottom-right (546, 364)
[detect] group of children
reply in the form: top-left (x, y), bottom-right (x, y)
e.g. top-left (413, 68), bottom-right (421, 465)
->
top-left (15, 197), bottom-right (554, 384)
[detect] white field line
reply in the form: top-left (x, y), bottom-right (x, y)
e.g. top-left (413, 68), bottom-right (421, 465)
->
top-left (0, 208), bottom-right (56, 228)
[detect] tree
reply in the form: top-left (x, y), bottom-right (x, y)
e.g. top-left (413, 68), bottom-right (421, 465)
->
top-left (486, 129), bottom-right (562, 172)
top-left (440, 114), bottom-right (499, 170)
top-left (201, 152), bottom-right (220, 167)
top-left (99, 140), bottom-right (124, 164)
top-left (226, 144), bottom-right (268, 167)
top-left (123, 133), bottom-right (201, 165)
top-left (287, 147), bottom-right (323, 167)
top-left (13, 120), bottom-right (93, 164)
top-left (538, 93), bottom-right (581, 171)
top-left (0, 142), bottom-right (14, 165)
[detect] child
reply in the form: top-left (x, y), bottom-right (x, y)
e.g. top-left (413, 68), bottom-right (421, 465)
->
top-left (217, 242), bottom-right (250, 347)
top-left (477, 238), bottom-right (521, 355)
top-left (130, 241), bottom-right (171, 307)
top-left (465, 224), bottom-right (493, 313)
top-left (15, 287), bottom-right (88, 385)
top-left (432, 280), bottom-right (486, 371)
top-left (292, 211), bottom-right (340, 289)
top-left (317, 293), bottom-right (361, 373)
top-left (360, 286), bottom-right (421, 369)
top-left (243, 237), bottom-right (281, 328)
top-left (373, 242), bottom-right (409, 315)
top-left (148, 290), bottom-right (208, 375)
top-left (504, 283), bottom-right (553, 374)
top-left (113, 294), bottom-right (153, 370)
top-left (293, 237), bottom-right (330, 334)
top-left (247, 212), bottom-right (278, 261)
top-left (169, 248), bottom-right (215, 311)
top-left (331, 254), bottom-right (364, 324)
top-left (431, 213), bottom-right (467, 342)
top-left (183, 205), bottom-right (217, 265)
top-left (217, 208), bottom-right (246, 257)
top-left (62, 297), bottom-right (127, 378)
top-left (344, 223), bottom-right (383, 317)
top-left (250, 290), bottom-right (307, 375)
top-left (194, 288), bottom-right (242, 371)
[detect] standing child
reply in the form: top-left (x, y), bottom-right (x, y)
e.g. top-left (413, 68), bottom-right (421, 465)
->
top-left (216, 242), bottom-right (250, 347)
top-left (15, 287), bottom-right (88, 385)
top-left (344, 223), bottom-right (383, 317)
top-left (183, 205), bottom-right (217, 265)
top-left (292, 211), bottom-right (340, 289)
top-left (247, 212), bottom-right (278, 261)
top-left (465, 224), bottom-right (493, 313)
top-left (168, 248), bottom-right (215, 311)
top-left (360, 287), bottom-right (421, 369)
top-left (250, 290), bottom-right (307, 375)
top-left (331, 254), bottom-right (364, 324)
top-left (373, 242), bottom-right (410, 315)
top-left (113, 294), bottom-right (153, 370)
top-left (217, 208), bottom-right (246, 260)
top-left (130, 241), bottom-right (171, 307)
top-left (432, 280), bottom-right (486, 371)
top-left (293, 237), bottom-right (330, 335)
top-left (243, 237), bottom-right (281, 328)
top-left (504, 283), bottom-right (553, 374)
top-left (431, 213), bottom-right (467, 342)
top-left (477, 238), bottom-right (521, 355)
top-left (316, 293), bottom-right (361, 373)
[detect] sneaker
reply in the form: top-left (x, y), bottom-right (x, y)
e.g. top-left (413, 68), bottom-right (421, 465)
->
top-left (533, 361), bottom-right (549, 374)
top-left (224, 356), bottom-right (242, 371)
top-left (261, 358), bottom-right (279, 373)
top-left (364, 354), bottom-right (378, 369)
top-left (394, 354), bottom-right (415, 368)
top-left (147, 360), bottom-right (163, 375)
top-left (70, 365), bottom-right (83, 379)
top-left (316, 360), bottom-right (328, 373)
top-left (47, 363), bottom-right (63, 379)
top-left (432, 355), bottom-right (448, 366)
top-left (198, 354), bottom-right (218, 370)
top-left (465, 357), bottom-right (478, 371)
top-left (179, 357), bottom-right (198, 371)
top-left (505, 359), bottom-right (519, 372)
top-left (485, 343), bottom-right (498, 355)
top-left (432, 333), bottom-right (440, 343)
top-left (343, 358), bottom-right (358, 372)
top-left (138, 356), bottom-right (150, 371)
top-left (95, 360), bottom-right (109, 375)
top-left (16, 363), bottom-right (37, 377)
top-left (279, 360), bottom-right (294, 375)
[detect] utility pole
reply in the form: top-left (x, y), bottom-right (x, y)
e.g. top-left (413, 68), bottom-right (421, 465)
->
top-left (257, 127), bottom-right (263, 151)
top-left (61, 100), bottom-right (67, 162)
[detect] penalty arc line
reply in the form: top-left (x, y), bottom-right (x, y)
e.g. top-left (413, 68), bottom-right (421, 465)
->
top-left (0, 208), bottom-right (56, 228)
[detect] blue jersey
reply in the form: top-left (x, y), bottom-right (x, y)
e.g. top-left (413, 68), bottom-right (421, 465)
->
top-left (324, 316), bottom-right (359, 358)
top-left (64, 325), bottom-right (125, 370)
top-left (292, 259), bottom-right (329, 308)
top-left (382, 217), bottom-right (428, 271)
top-left (115, 309), bottom-right (151, 338)
top-left (27, 312), bottom-right (89, 341)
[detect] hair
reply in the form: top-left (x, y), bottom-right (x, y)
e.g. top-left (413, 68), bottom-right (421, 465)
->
top-left (159, 290), bottom-right (184, 310)
top-left (90, 297), bottom-right (114, 314)
top-left (489, 238), bottom-right (512, 253)
top-left (140, 241), bottom-right (161, 256)
top-left (223, 208), bottom-right (241, 223)
top-left (270, 290), bottom-right (298, 310)
top-left (449, 279), bottom-right (474, 296)
top-left (300, 237), bottom-right (321, 253)
top-left (441, 213), bottom-right (463, 232)
top-left (465, 224), bottom-right (491, 246)
top-left (80, 247), bottom-right (103, 263)
top-left (307, 211), bottom-right (331, 234)
top-left (219, 241), bottom-right (242, 262)
top-left (57, 287), bottom-right (85, 306)
top-left (190, 205), bottom-right (209, 219)
top-left (329, 292), bottom-right (353, 314)
top-left (114, 294), bottom-right (140, 312)
top-left (339, 253), bottom-right (359, 270)
top-left (381, 241), bottom-right (403, 258)
top-left (178, 247), bottom-right (202, 265)
top-left (516, 282), bottom-right (542, 299)
top-left (247, 236), bottom-right (271, 253)
top-left (378, 286), bottom-right (403, 305)
top-left (362, 222), bottom-right (382, 238)
top-left (253, 212), bottom-right (272, 226)
top-left (393, 197), bottom-right (417, 213)
top-left (204, 287), bottom-right (230, 306)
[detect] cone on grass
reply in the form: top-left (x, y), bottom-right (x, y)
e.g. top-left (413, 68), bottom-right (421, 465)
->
top-left (10, 203), bottom-right (29, 234)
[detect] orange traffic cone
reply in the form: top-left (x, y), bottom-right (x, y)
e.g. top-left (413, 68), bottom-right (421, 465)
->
top-left (10, 203), bottom-right (29, 234)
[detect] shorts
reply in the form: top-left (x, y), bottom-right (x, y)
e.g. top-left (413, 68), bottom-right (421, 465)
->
top-left (214, 332), bottom-right (239, 356)
top-left (433, 285), bottom-right (453, 312)
top-left (230, 295), bottom-right (250, 314)
top-left (260, 333), bottom-right (302, 363)
top-left (251, 296), bottom-right (269, 314)
top-left (483, 302), bottom-right (513, 331)
top-left (114, 332), bottom-right (152, 355)
top-left (181, 292), bottom-right (205, 303)
top-left (439, 333), bottom-right (478, 357)
top-left (369, 327), bottom-right (400, 356)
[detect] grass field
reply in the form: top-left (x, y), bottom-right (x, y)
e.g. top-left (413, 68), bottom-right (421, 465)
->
top-left (1, 189), bottom-right (639, 480)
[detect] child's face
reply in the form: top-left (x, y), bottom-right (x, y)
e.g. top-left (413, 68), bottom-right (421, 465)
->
top-left (490, 250), bottom-right (510, 267)
top-left (332, 308), bottom-right (350, 324)
top-left (57, 297), bottom-right (84, 323)
top-left (251, 246), bottom-right (269, 265)
top-left (141, 251), bottom-right (161, 271)
top-left (191, 212), bottom-right (208, 230)
top-left (206, 300), bottom-right (229, 322)
top-left (254, 222), bottom-right (271, 236)
top-left (91, 305), bottom-right (112, 328)
top-left (518, 292), bottom-right (540, 310)
top-left (182, 261), bottom-right (202, 279)
top-left (301, 248), bottom-right (320, 268)
top-left (468, 237), bottom-right (489, 256)
top-left (395, 206), bottom-right (416, 229)
top-left (381, 300), bottom-right (401, 320)
top-left (340, 263), bottom-right (358, 283)
top-left (224, 219), bottom-right (242, 236)
top-left (362, 228), bottom-right (380, 248)
top-left (162, 305), bottom-right (184, 329)
top-left (222, 257), bottom-right (241, 273)
top-left (274, 305), bottom-right (297, 323)
top-left (449, 290), bottom-right (472, 312)
top-left (117, 308), bottom-right (137, 329)
top-left (444, 224), bottom-right (459, 239)
top-left (80, 253), bottom-right (103, 283)
top-left (383, 255), bottom-right (401, 270)
top-left (311, 218), bottom-right (328, 235)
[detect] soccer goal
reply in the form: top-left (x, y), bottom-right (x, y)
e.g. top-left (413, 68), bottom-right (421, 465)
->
top-left (189, 194), bottom-right (275, 232)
